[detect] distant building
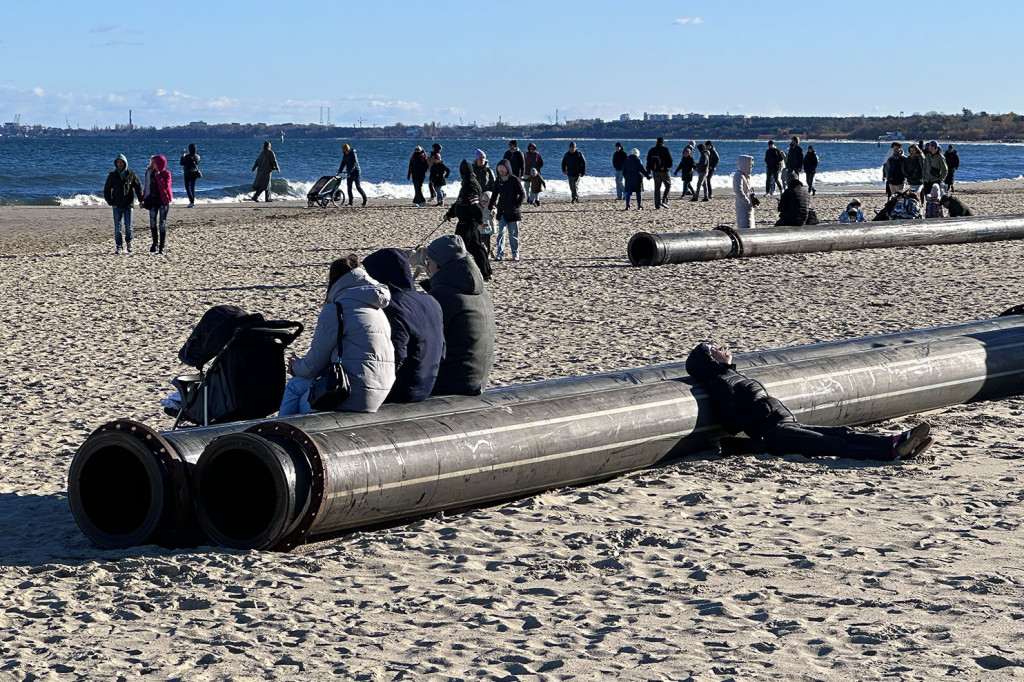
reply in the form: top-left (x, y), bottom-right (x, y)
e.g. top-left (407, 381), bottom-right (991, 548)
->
top-left (643, 112), bottom-right (670, 122)
top-left (188, 121), bottom-right (207, 127)
top-left (406, 127), bottom-right (419, 136)
top-left (619, 114), bottom-right (630, 122)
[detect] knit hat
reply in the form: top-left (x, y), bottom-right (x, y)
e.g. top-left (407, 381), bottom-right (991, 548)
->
top-left (930, 184), bottom-right (942, 200)
top-left (569, 141), bottom-right (576, 149)
top-left (426, 235), bottom-right (467, 268)
top-left (475, 149), bottom-right (486, 160)
top-left (431, 143), bottom-right (442, 152)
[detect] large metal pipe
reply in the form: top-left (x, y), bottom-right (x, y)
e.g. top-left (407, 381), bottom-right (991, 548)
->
top-left (628, 214), bottom-right (1024, 265)
top-left (68, 311), bottom-right (1024, 548)
top-left (191, 323), bottom-right (1024, 551)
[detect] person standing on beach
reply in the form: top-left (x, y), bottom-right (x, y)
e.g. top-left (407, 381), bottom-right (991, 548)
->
top-left (527, 168), bottom-right (546, 207)
top-left (488, 159), bottom-right (526, 261)
top-left (338, 143), bottom-right (368, 207)
top-left (445, 160), bottom-right (492, 279)
top-left (472, 150), bottom-right (495, 193)
top-left (103, 153), bottom-right (143, 254)
top-left (407, 146), bottom-right (429, 207)
top-left (704, 141), bottom-right (720, 199)
top-left (646, 137), bottom-right (674, 209)
top-left (784, 136), bottom-right (804, 187)
top-left (882, 141), bottom-right (902, 198)
top-left (179, 144), bottom-right (200, 208)
top-left (691, 143), bottom-right (710, 202)
top-left (674, 144), bottom-right (697, 198)
top-left (622, 148), bottom-right (650, 210)
top-left (944, 144), bottom-right (960, 192)
top-left (427, 143), bottom-right (442, 202)
top-left (524, 142), bottom-right (543, 182)
top-left (803, 145), bottom-right (819, 196)
top-left (733, 155), bottom-right (758, 229)
top-left (502, 140), bottom-right (526, 190)
top-left (902, 145), bottom-right (925, 196)
top-left (561, 142), bottom-right (586, 204)
top-left (250, 141), bottom-right (279, 202)
top-left (428, 153), bottom-right (450, 206)
top-left (612, 142), bottom-right (627, 200)
top-left (685, 342), bottom-right (934, 461)
top-left (142, 155), bottom-right (172, 254)
top-left (921, 141), bottom-right (947, 202)
top-left (885, 145), bottom-right (907, 196)
top-left (764, 140), bottom-right (785, 196)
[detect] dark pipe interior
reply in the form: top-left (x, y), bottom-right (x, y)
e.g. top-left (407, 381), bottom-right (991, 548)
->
top-left (77, 445), bottom-right (153, 536)
top-left (628, 234), bottom-right (656, 266)
top-left (198, 448), bottom-right (278, 542)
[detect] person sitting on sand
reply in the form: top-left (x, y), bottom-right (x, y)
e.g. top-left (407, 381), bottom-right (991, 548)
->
top-left (279, 254), bottom-right (395, 415)
top-left (940, 193), bottom-right (974, 217)
top-left (423, 235), bottom-right (494, 396)
top-left (838, 198), bottom-right (865, 223)
top-left (775, 177), bottom-right (810, 226)
top-left (890, 190), bottom-right (923, 220)
top-left (685, 342), bottom-right (935, 461)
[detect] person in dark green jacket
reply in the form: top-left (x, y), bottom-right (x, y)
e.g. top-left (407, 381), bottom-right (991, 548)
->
top-left (103, 154), bottom-right (143, 254)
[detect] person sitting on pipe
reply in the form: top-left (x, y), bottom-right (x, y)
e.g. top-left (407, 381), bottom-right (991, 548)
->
top-left (685, 342), bottom-right (934, 461)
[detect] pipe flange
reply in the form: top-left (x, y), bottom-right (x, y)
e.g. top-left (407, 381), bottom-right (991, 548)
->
top-left (714, 225), bottom-right (743, 257)
top-left (245, 421), bottom-right (326, 551)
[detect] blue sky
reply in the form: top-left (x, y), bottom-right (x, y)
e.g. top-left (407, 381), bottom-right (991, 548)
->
top-left (1, 0), bottom-right (1019, 128)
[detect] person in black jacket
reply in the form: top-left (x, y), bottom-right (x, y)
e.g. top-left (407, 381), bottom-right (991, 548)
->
top-left (428, 154), bottom-right (450, 206)
top-left (407, 146), bottom-right (429, 206)
top-left (685, 342), bottom-right (934, 461)
top-left (445, 160), bottom-right (491, 280)
top-left (179, 144), bottom-right (200, 207)
top-left (704, 141), bottom-right (719, 198)
top-left (561, 142), bottom-right (586, 204)
top-left (802, 145), bottom-right (819, 196)
top-left (362, 248), bottom-right (445, 403)
top-left (103, 153), bottom-right (144, 254)
top-left (502, 139), bottom-right (526, 197)
top-left (775, 177), bottom-right (810, 226)
top-left (885, 145), bottom-right (907, 196)
top-left (944, 145), bottom-right (960, 191)
top-left (488, 159), bottom-right (526, 261)
top-left (645, 136), bottom-right (674, 209)
top-left (612, 142), bottom-right (627, 200)
top-left (674, 145), bottom-right (697, 197)
top-left (940, 194), bottom-right (973, 217)
top-left (785, 136), bottom-right (804, 187)
top-left (764, 141), bottom-right (785, 196)
top-left (424, 235), bottom-right (495, 396)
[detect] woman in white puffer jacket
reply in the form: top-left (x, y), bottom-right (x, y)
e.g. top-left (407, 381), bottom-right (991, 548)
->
top-left (733, 154), bottom-right (757, 229)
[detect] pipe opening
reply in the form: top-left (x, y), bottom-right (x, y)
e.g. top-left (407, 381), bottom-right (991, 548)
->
top-left (76, 444), bottom-right (155, 537)
top-left (197, 447), bottom-right (279, 543)
top-left (628, 233), bottom-right (657, 266)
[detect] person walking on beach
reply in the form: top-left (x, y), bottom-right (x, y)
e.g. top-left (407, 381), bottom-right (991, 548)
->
top-left (733, 155), bottom-right (758, 229)
top-left (142, 155), bottom-right (172, 254)
top-left (685, 342), bottom-right (934, 461)
top-left (803, 145), bottom-right (819, 196)
top-left (179, 143), bottom-right (200, 208)
top-left (646, 136), bottom-right (674, 209)
top-left (622, 148), bottom-right (650, 210)
top-left (488, 159), bottom-right (526, 262)
top-left (561, 142), bottom-right (586, 204)
top-left (612, 142), bottom-right (627, 200)
top-left (921, 141), bottom-right (947, 202)
top-left (704, 141), bottom-right (720, 199)
top-left (784, 136), bottom-right (804, 187)
top-left (882, 141), bottom-right (901, 198)
top-left (408, 146), bottom-right (429, 207)
top-left (675, 144), bottom-right (697, 198)
top-left (527, 168), bottom-right (546, 207)
top-left (524, 142), bottom-right (543, 182)
top-left (279, 254), bottom-right (395, 415)
top-left (428, 153), bottom-right (450, 206)
top-left (502, 140), bottom-right (526, 184)
top-left (691, 143), bottom-right (710, 202)
top-left (103, 153), bottom-right (144, 254)
top-left (422, 234), bottom-right (495, 397)
top-left (764, 140), bottom-right (785, 196)
top-left (427, 143), bottom-right (442, 202)
top-left (338, 143), bottom-right (368, 207)
top-left (445, 160), bottom-right (492, 279)
top-left (944, 144), bottom-right (960, 192)
top-left (885, 145), bottom-right (907, 196)
top-left (250, 141), bottom-right (279, 202)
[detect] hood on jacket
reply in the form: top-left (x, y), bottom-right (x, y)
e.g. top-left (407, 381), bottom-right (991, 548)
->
top-left (152, 155), bottom-right (167, 172)
top-left (496, 159), bottom-right (512, 176)
top-left (460, 159), bottom-right (473, 181)
top-left (430, 253), bottom-right (485, 296)
top-left (326, 267), bottom-right (391, 309)
top-left (685, 343), bottom-right (731, 380)
top-left (426, 234), bottom-right (467, 268)
top-left (188, 143), bottom-right (197, 154)
top-left (363, 248), bottom-right (416, 292)
top-left (737, 155), bottom-right (754, 174)
top-left (115, 153), bottom-right (130, 178)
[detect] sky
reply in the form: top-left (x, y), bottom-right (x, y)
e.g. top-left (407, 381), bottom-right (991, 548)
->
top-left (1, 0), bottom-right (1020, 129)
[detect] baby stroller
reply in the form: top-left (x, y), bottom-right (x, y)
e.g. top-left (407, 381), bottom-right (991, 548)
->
top-left (168, 305), bottom-right (303, 429)
top-left (307, 175), bottom-right (346, 208)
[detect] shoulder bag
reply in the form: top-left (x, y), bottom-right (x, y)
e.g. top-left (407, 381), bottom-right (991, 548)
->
top-left (308, 302), bottom-right (351, 411)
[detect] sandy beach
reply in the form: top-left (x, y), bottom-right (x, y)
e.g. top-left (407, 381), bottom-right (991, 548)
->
top-left (1, 181), bottom-right (1023, 680)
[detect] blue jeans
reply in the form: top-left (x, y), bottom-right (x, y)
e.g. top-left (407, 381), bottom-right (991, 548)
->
top-left (149, 204), bottom-right (169, 229)
top-left (279, 376), bottom-right (315, 416)
top-left (625, 191), bottom-right (642, 208)
top-left (435, 186), bottom-right (446, 204)
top-left (496, 217), bottom-right (519, 259)
top-left (347, 172), bottom-right (367, 205)
top-left (614, 171), bottom-right (624, 200)
top-left (112, 206), bottom-right (134, 247)
top-left (527, 191), bottom-right (539, 204)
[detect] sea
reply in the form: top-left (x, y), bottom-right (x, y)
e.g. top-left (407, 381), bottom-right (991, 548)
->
top-left (1, 136), bottom-right (1022, 206)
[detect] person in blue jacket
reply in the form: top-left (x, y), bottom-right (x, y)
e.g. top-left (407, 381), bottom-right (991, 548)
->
top-left (362, 248), bottom-right (446, 402)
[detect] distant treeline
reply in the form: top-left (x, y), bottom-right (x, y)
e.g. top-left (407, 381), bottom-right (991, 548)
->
top-left (12, 110), bottom-right (1024, 141)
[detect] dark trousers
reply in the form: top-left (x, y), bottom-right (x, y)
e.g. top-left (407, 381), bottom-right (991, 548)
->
top-left (347, 173), bottom-right (367, 205)
top-left (412, 178), bottom-right (425, 204)
top-left (184, 173), bottom-right (197, 204)
top-left (805, 172), bottom-right (816, 194)
top-left (680, 175), bottom-right (695, 197)
top-left (454, 221), bottom-right (491, 281)
top-left (761, 423), bottom-right (896, 461)
top-left (653, 171), bottom-right (671, 208)
top-left (945, 169), bottom-right (955, 189)
top-left (625, 191), bottom-right (642, 208)
top-left (706, 169), bottom-right (715, 197)
top-left (766, 168), bottom-right (781, 195)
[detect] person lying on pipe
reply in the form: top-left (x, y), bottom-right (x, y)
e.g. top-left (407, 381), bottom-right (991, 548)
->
top-left (685, 343), bottom-right (934, 461)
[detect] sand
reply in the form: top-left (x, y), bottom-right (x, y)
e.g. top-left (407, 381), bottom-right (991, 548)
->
top-left (1, 181), bottom-right (1023, 680)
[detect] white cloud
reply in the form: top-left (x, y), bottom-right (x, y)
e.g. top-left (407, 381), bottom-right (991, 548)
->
top-left (32, 87), bottom-right (45, 97)
top-left (674, 17), bottom-right (702, 25)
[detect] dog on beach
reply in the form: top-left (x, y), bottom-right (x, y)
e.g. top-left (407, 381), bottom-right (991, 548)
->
top-left (407, 246), bottom-right (429, 280)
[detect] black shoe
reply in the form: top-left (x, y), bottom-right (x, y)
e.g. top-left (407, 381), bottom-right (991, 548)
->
top-left (701, 198), bottom-right (710, 202)
top-left (895, 423), bottom-right (932, 459)
top-left (362, 197), bottom-right (367, 207)
top-left (126, 241), bottom-right (132, 253)
top-left (150, 243), bottom-right (157, 253)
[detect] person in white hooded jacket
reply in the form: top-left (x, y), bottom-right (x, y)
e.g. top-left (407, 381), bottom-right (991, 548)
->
top-left (733, 155), bottom-right (757, 229)
top-left (279, 254), bottom-right (396, 415)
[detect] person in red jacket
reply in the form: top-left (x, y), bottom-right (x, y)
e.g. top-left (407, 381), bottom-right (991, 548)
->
top-left (142, 155), bottom-right (173, 254)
